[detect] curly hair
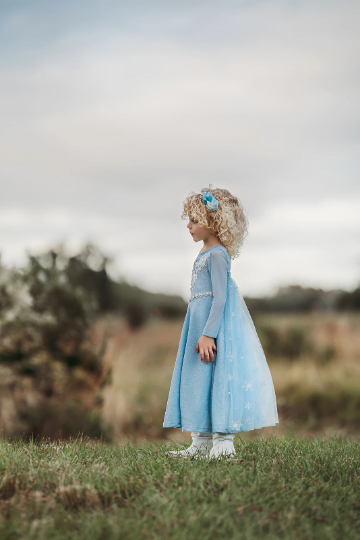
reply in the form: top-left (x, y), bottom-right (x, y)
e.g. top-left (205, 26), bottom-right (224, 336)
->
top-left (181, 184), bottom-right (249, 260)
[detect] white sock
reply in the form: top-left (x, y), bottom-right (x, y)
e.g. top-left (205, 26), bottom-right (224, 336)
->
top-left (209, 432), bottom-right (236, 458)
top-left (166, 432), bottom-right (213, 457)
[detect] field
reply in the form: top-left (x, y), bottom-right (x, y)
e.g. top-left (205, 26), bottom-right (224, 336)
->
top-left (1, 310), bottom-right (359, 445)
top-left (0, 434), bottom-right (359, 540)
top-left (100, 311), bottom-right (360, 444)
top-left (1, 312), bottom-right (359, 539)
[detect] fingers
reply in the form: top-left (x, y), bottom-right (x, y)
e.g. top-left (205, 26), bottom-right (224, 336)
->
top-left (199, 347), bottom-right (206, 362)
top-left (198, 344), bottom-right (216, 363)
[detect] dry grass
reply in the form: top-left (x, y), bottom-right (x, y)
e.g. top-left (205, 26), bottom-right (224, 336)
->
top-left (97, 311), bottom-right (360, 444)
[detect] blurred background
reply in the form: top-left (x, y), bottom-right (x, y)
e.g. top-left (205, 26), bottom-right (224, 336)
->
top-left (0, 0), bottom-right (359, 444)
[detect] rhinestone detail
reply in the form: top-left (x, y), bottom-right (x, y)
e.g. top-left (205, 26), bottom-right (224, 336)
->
top-left (190, 252), bottom-right (211, 290)
top-left (189, 291), bottom-right (213, 303)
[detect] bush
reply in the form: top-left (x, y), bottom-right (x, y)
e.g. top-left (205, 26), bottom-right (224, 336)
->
top-left (0, 244), bottom-right (114, 442)
top-left (258, 323), bottom-right (314, 361)
top-left (316, 343), bottom-right (337, 366)
top-left (124, 298), bottom-right (150, 330)
top-left (281, 326), bottom-right (313, 360)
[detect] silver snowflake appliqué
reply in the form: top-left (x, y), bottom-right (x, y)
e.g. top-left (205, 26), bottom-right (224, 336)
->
top-left (231, 311), bottom-right (236, 317)
top-left (245, 417), bottom-right (252, 424)
top-left (241, 381), bottom-right (253, 391)
top-left (245, 402), bottom-right (252, 409)
top-left (190, 252), bottom-right (211, 289)
top-left (232, 420), bottom-right (243, 430)
top-left (226, 352), bottom-right (235, 362)
top-left (227, 374), bottom-right (234, 381)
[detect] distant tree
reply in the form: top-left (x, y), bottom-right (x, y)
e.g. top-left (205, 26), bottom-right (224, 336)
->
top-left (0, 241), bottom-right (187, 441)
top-left (335, 285), bottom-right (360, 311)
top-left (0, 244), bottom-right (104, 366)
top-left (0, 244), bottom-right (115, 441)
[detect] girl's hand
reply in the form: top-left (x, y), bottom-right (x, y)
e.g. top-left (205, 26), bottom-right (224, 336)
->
top-left (196, 335), bottom-right (217, 363)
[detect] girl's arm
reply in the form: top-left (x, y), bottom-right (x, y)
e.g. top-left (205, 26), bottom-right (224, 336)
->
top-left (202, 249), bottom-right (228, 338)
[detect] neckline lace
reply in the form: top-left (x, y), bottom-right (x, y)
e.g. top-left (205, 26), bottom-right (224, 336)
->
top-left (197, 245), bottom-right (227, 257)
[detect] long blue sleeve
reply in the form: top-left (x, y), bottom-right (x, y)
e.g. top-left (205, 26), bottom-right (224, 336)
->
top-left (202, 249), bottom-right (228, 338)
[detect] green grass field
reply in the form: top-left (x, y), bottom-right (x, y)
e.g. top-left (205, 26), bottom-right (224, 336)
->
top-left (0, 434), bottom-right (359, 540)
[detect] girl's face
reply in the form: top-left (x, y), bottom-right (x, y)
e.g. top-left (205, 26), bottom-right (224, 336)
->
top-left (187, 217), bottom-right (206, 243)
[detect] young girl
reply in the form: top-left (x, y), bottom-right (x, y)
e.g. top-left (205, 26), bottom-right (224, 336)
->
top-left (163, 186), bottom-right (279, 459)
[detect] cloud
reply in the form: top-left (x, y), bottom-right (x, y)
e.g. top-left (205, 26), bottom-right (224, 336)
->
top-left (0, 0), bottom-right (359, 296)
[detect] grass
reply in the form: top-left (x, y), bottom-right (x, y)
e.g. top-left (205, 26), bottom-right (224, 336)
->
top-left (0, 434), bottom-right (359, 539)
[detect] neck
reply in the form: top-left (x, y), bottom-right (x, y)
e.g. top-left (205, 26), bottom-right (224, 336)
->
top-left (202, 238), bottom-right (224, 251)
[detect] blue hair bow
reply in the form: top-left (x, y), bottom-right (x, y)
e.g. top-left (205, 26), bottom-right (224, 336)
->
top-left (200, 191), bottom-right (218, 211)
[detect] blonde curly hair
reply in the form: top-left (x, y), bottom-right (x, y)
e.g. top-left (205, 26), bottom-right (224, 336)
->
top-left (181, 184), bottom-right (249, 260)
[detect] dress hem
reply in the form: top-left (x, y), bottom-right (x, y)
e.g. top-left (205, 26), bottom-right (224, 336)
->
top-left (163, 421), bottom-right (280, 434)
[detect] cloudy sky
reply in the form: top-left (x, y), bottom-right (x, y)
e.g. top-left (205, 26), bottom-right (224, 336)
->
top-left (0, 0), bottom-right (359, 299)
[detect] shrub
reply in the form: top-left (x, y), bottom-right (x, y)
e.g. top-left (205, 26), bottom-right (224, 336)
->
top-left (258, 323), bottom-right (314, 361)
top-left (0, 244), bottom-right (113, 442)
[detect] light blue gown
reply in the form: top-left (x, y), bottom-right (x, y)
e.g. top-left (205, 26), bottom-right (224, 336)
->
top-left (163, 245), bottom-right (279, 434)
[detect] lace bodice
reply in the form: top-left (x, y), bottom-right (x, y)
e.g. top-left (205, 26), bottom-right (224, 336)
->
top-left (189, 246), bottom-right (230, 339)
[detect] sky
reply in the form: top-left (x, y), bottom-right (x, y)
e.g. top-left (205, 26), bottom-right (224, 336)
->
top-left (0, 0), bottom-right (359, 300)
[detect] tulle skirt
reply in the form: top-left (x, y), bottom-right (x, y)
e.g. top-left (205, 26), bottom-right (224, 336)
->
top-left (211, 276), bottom-right (279, 432)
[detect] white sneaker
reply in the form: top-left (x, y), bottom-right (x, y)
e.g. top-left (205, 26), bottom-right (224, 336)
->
top-left (166, 432), bottom-right (213, 458)
top-left (209, 433), bottom-right (236, 459)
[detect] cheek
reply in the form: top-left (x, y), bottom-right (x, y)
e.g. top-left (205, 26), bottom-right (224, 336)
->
top-left (193, 224), bottom-right (203, 235)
